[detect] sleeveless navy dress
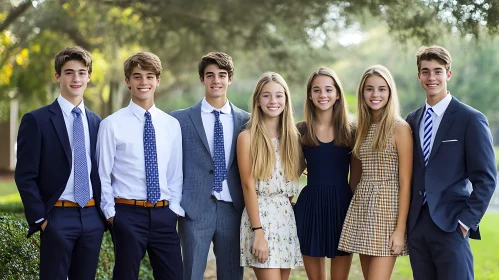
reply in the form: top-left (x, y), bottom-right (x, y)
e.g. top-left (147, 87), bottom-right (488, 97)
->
top-left (294, 140), bottom-right (353, 257)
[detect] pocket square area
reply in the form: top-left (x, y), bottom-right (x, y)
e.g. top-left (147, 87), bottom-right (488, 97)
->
top-left (442, 139), bottom-right (458, 142)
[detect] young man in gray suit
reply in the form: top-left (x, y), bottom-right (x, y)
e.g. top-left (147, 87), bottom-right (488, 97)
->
top-left (406, 45), bottom-right (497, 280)
top-left (171, 52), bottom-right (250, 280)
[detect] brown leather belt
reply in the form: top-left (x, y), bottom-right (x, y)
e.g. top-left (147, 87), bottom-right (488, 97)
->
top-left (54, 199), bottom-right (95, 207)
top-left (115, 198), bottom-right (169, 208)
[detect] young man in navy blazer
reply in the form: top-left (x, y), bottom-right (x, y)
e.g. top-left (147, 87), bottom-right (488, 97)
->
top-left (15, 46), bottom-right (105, 279)
top-left (406, 45), bottom-right (497, 280)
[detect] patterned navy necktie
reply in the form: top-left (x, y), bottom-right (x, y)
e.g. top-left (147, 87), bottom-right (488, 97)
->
top-left (72, 107), bottom-right (90, 207)
top-left (422, 107), bottom-right (434, 205)
top-left (212, 110), bottom-right (227, 193)
top-left (144, 111), bottom-right (160, 204)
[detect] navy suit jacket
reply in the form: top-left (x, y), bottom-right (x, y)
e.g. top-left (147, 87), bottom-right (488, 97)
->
top-left (406, 97), bottom-right (497, 240)
top-left (170, 101), bottom-right (250, 220)
top-left (15, 99), bottom-right (103, 237)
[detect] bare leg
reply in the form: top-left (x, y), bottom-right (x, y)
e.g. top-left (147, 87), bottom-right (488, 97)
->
top-left (302, 256), bottom-right (327, 280)
top-left (330, 254), bottom-right (353, 280)
top-left (367, 256), bottom-right (397, 280)
top-left (359, 254), bottom-right (372, 280)
top-left (280, 268), bottom-right (291, 280)
top-left (253, 267), bottom-right (284, 280)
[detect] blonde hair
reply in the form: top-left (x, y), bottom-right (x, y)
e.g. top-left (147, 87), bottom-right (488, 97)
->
top-left (300, 67), bottom-right (355, 148)
top-left (249, 72), bottom-right (301, 181)
top-left (353, 65), bottom-right (401, 157)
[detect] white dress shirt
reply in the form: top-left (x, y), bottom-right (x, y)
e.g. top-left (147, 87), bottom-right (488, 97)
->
top-left (97, 100), bottom-right (184, 219)
top-left (57, 95), bottom-right (93, 201)
top-left (419, 93), bottom-right (469, 231)
top-left (201, 98), bottom-right (234, 202)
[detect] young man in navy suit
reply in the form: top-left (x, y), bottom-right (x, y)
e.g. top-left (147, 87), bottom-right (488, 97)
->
top-left (406, 45), bottom-right (497, 280)
top-left (15, 46), bottom-right (105, 279)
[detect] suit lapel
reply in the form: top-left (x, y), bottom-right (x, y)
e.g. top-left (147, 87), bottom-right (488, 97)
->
top-left (85, 108), bottom-right (97, 159)
top-left (228, 103), bottom-right (244, 168)
top-left (49, 100), bottom-right (71, 165)
top-left (188, 102), bottom-right (211, 153)
top-left (413, 106), bottom-right (426, 167)
top-left (428, 97), bottom-right (458, 163)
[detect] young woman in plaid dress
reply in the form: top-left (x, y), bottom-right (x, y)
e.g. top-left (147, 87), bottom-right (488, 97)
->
top-left (338, 65), bottom-right (413, 279)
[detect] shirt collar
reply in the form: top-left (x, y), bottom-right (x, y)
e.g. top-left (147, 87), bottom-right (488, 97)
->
top-left (201, 97), bottom-right (232, 115)
top-left (57, 95), bottom-right (86, 118)
top-left (128, 100), bottom-right (157, 121)
top-left (425, 92), bottom-right (452, 117)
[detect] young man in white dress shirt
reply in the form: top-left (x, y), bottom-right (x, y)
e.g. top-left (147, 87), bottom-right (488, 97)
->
top-left (97, 52), bottom-right (184, 279)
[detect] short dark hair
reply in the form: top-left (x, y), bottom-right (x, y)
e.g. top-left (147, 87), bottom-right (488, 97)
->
top-left (124, 52), bottom-right (163, 79)
top-left (416, 45), bottom-right (452, 72)
top-left (198, 52), bottom-right (234, 79)
top-left (54, 46), bottom-right (92, 75)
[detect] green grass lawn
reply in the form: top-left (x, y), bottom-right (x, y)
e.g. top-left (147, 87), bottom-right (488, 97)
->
top-left (0, 181), bottom-right (18, 197)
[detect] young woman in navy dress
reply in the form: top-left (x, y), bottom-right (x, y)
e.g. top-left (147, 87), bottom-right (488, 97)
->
top-left (294, 67), bottom-right (361, 280)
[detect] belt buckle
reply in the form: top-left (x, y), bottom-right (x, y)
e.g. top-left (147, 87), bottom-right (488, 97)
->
top-left (140, 200), bottom-right (148, 207)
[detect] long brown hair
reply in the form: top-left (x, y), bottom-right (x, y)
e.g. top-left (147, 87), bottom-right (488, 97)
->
top-left (301, 67), bottom-right (354, 147)
top-left (249, 72), bottom-right (301, 181)
top-left (353, 65), bottom-right (401, 157)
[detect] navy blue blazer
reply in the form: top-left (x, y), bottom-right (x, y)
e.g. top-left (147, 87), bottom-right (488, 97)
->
top-left (15, 99), bottom-right (103, 237)
top-left (406, 97), bottom-right (497, 240)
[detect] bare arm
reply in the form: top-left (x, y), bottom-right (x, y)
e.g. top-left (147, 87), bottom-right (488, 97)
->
top-left (389, 121), bottom-right (413, 254)
top-left (349, 153), bottom-right (362, 192)
top-left (237, 130), bottom-right (268, 263)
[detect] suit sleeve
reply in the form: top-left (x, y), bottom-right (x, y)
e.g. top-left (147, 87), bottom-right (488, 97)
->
top-left (14, 113), bottom-right (46, 226)
top-left (459, 112), bottom-right (497, 231)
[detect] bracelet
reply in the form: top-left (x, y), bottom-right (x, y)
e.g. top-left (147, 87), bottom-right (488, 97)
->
top-left (251, 227), bottom-right (263, 231)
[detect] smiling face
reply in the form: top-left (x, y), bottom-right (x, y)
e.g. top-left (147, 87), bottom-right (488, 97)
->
top-left (200, 64), bottom-right (232, 105)
top-left (125, 66), bottom-right (159, 109)
top-left (309, 75), bottom-right (339, 112)
top-left (363, 75), bottom-right (390, 114)
top-left (55, 60), bottom-right (91, 106)
top-left (418, 59), bottom-right (452, 105)
top-left (258, 81), bottom-right (286, 119)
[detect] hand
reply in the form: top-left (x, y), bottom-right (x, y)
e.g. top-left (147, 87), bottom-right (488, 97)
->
top-left (389, 229), bottom-right (405, 255)
top-left (107, 216), bottom-right (114, 225)
top-left (251, 230), bottom-right (269, 263)
top-left (40, 220), bottom-right (48, 232)
top-left (459, 224), bottom-right (469, 238)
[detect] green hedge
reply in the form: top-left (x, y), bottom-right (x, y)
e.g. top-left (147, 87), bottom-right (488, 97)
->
top-left (0, 213), bottom-right (154, 279)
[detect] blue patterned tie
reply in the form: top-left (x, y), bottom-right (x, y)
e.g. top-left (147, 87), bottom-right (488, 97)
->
top-left (72, 107), bottom-right (90, 207)
top-left (422, 107), bottom-right (433, 205)
top-left (144, 111), bottom-right (160, 204)
top-left (212, 110), bottom-right (227, 193)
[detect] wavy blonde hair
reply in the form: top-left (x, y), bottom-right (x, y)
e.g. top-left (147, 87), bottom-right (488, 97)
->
top-left (300, 67), bottom-right (355, 148)
top-left (249, 72), bottom-right (301, 181)
top-left (353, 65), bottom-right (401, 157)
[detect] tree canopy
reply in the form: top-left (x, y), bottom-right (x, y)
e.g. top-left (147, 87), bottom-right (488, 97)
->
top-left (1, 0), bottom-right (498, 119)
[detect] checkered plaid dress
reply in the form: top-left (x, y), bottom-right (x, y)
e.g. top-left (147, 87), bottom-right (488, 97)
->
top-left (338, 123), bottom-right (408, 256)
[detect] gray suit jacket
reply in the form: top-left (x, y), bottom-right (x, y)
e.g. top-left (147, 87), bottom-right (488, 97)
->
top-left (171, 101), bottom-right (250, 220)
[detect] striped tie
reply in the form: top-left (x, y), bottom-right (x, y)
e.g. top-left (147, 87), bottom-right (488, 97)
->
top-left (422, 107), bottom-right (433, 205)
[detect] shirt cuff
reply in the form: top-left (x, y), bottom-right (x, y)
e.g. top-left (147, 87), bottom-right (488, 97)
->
top-left (103, 206), bottom-right (116, 220)
top-left (35, 218), bottom-right (44, 224)
top-left (169, 202), bottom-right (185, 217)
top-left (458, 220), bottom-right (470, 231)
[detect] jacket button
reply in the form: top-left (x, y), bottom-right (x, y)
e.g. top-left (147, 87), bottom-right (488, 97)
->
top-left (419, 191), bottom-right (423, 195)
top-left (209, 170), bottom-right (214, 174)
